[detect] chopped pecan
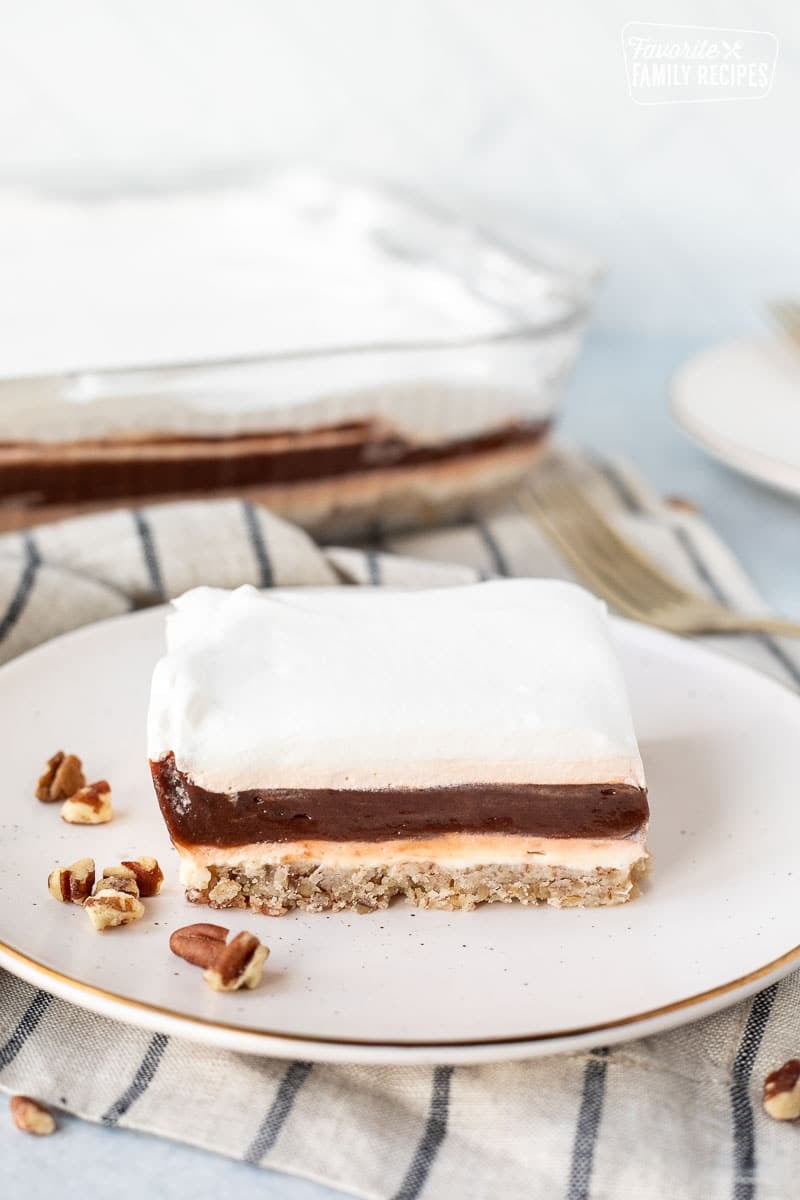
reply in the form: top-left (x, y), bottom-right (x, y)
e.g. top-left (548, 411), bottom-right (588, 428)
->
top-left (764, 1059), bottom-right (800, 1121)
top-left (35, 752), bottom-right (85, 804)
top-left (169, 923), bottom-right (229, 968)
top-left (61, 781), bottom-right (113, 825)
top-left (203, 930), bottom-right (269, 992)
top-left (120, 857), bottom-right (164, 898)
top-left (9, 1096), bottom-right (56, 1135)
top-left (47, 857), bottom-right (95, 903)
top-left (84, 887), bottom-right (144, 931)
top-left (93, 870), bottom-right (139, 898)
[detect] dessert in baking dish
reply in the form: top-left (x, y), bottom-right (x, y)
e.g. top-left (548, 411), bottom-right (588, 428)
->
top-left (0, 171), bottom-right (591, 535)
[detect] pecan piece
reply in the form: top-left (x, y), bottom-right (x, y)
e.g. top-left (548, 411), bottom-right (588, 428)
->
top-left (35, 752), bottom-right (85, 804)
top-left (61, 781), bottom-right (113, 825)
top-left (47, 857), bottom-right (95, 903)
top-left (120, 857), bottom-right (164, 898)
top-left (93, 870), bottom-right (139, 898)
top-left (84, 887), bottom-right (145, 931)
top-left (169, 922), bottom-right (229, 968)
top-left (10, 1096), bottom-right (56, 1135)
top-left (203, 930), bottom-right (269, 992)
top-left (764, 1059), bottom-right (800, 1120)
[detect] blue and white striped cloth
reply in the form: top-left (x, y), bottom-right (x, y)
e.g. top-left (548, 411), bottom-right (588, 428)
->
top-left (1, 451), bottom-right (799, 1200)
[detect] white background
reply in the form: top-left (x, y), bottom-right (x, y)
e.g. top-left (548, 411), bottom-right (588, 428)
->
top-left (0, 0), bottom-right (796, 336)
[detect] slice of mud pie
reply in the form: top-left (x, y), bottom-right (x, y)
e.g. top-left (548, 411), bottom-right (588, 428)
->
top-left (147, 581), bottom-right (649, 914)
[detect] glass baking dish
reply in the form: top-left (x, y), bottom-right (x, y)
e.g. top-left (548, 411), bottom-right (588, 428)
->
top-left (0, 169), bottom-right (598, 536)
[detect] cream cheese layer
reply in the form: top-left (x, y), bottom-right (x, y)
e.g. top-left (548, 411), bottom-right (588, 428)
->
top-left (177, 832), bottom-right (649, 890)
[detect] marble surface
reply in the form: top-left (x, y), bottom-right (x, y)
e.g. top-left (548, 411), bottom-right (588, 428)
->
top-left (4, 328), bottom-right (799, 1198)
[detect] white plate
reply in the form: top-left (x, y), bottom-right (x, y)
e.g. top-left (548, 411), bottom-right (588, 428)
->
top-left (672, 335), bottom-right (800, 498)
top-left (2, 607), bottom-right (799, 1065)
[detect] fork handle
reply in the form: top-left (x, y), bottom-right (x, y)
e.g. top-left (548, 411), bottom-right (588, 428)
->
top-left (711, 615), bottom-right (800, 638)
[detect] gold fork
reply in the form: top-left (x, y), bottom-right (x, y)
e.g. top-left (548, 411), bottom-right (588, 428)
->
top-left (519, 475), bottom-right (800, 637)
top-left (769, 298), bottom-right (800, 346)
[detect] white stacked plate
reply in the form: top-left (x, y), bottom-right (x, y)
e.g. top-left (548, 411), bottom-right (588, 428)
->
top-left (672, 335), bottom-right (800, 498)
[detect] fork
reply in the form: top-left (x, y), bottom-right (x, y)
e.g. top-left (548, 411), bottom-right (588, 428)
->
top-left (519, 475), bottom-right (800, 637)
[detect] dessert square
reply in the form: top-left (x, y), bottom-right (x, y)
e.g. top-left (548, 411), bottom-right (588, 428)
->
top-left (148, 581), bottom-right (649, 913)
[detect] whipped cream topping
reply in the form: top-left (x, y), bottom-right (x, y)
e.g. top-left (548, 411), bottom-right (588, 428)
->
top-left (147, 581), bottom-right (646, 793)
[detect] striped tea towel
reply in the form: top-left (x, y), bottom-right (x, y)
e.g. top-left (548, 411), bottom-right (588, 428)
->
top-left (1, 449), bottom-right (799, 1200)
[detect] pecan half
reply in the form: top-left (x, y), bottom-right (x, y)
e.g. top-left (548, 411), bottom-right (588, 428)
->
top-left (61, 781), bottom-right (113, 825)
top-left (203, 930), bottom-right (269, 992)
top-left (169, 923), bottom-right (229, 968)
top-left (47, 857), bottom-right (95, 903)
top-left (120, 857), bottom-right (164, 898)
top-left (10, 1096), bottom-right (56, 1135)
top-left (35, 752), bottom-right (85, 804)
top-left (764, 1059), bottom-right (800, 1120)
